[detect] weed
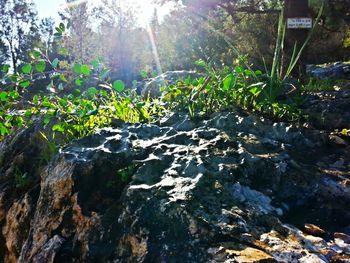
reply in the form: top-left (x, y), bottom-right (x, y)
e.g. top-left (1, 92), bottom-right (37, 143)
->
top-left (14, 168), bottom-right (31, 189)
top-left (303, 78), bottom-right (349, 92)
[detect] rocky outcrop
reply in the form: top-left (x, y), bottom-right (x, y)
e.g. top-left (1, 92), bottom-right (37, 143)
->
top-left (307, 62), bottom-right (350, 80)
top-left (0, 111), bottom-right (350, 262)
top-left (302, 89), bottom-right (350, 130)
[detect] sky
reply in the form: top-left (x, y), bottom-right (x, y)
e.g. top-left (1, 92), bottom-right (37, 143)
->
top-left (33, 0), bottom-right (176, 26)
top-left (34, 0), bottom-right (65, 21)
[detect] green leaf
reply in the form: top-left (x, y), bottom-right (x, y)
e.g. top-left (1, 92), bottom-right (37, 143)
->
top-left (9, 91), bottom-right (19, 99)
top-left (244, 69), bottom-right (252, 76)
top-left (21, 64), bottom-right (32, 74)
top-left (81, 64), bottom-right (91, 76)
top-left (59, 74), bottom-right (68, 82)
top-left (151, 70), bottom-right (158, 77)
top-left (0, 92), bottom-right (7, 102)
top-left (52, 124), bottom-right (65, 133)
top-left (54, 32), bottom-right (62, 39)
top-left (59, 98), bottom-right (68, 106)
top-left (75, 79), bottom-right (83, 86)
top-left (73, 63), bottom-right (82, 74)
top-left (15, 117), bottom-right (24, 127)
top-left (255, 70), bottom-right (263, 76)
top-left (140, 70), bottom-right (148, 79)
top-left (19, 79), bottom-right (30, 88)
top-left (35, 60), bottom-right (46, 73)
top-left (73, 89), bottom-right (81, 96)
top-left (43, 116), bottom-right (51, 125)
top-left (29, 50), bottom-right (41, 59)
top-left (25, 110), bottom-right (32, 118)
top-left (234, 66), bottom-right (243, 73)
top-left (195, 59), bottom-right (206, 67)
top-left (33, 95), bottom-right (39, 104)
top-left (223, 74), bottom-right (236, 91)
top-left (87, 87), bottom-right (97, 96)
top-left (9, 75), bottom-right (18, 82)
top-left (341, 129), bottom-right (349, 136)
top-left (2, 64), bottom-right (10, 73)
top-left (247, 82), bottom-right (265, 96)
top-left (59, 22), bottom-right (65, 32)
top-left (52, 58), bottom-right (59, 68)
top-left (99, 90), bottom-right (108, 97)
top-left (113, 80), bottom-right (125, 92)
top-left (0, 123), bottom-right (9, 136)
top-left (58, 48), bottom-right (68, 56)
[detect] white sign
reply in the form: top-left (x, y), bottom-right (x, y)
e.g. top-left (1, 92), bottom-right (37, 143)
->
top-left (287, 18), bottom-right (312, 29)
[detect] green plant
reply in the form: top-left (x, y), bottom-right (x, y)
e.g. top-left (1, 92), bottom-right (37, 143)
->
top-left (303, 78), bottom-right (349, 92)
top-left (38, 132), bottom-right (58, 165)
top-left (14, 168), bottom-right (31, 189)
top-left (160, 2), bottom-right (327, 121)
top-left (161, 58), bottom-right (300, 121)
top-left (117, 164), bottom-right (138, 183)
top-left (0, 23), bottom-right (166, 143)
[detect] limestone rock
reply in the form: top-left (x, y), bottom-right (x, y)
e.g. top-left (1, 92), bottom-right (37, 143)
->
top-left (307, 62), bottom-right (350, 80)
top-left (0, 111), bottom-right (349, 262)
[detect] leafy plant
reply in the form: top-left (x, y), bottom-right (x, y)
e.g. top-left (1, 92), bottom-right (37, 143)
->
top-left (0, 23), bottom-right (165, 143)
top-left (162, 58), bottom-right (300, 121)
top-left (260, 2), bottom-right (325, 102)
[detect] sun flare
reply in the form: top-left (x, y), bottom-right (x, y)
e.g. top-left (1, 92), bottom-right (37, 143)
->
top-left (60, 0), bottom-right (171, 26)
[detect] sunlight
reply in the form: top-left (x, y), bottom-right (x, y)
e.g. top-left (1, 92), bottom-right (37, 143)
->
top-left (59, 0), bottom-right (172, 26)
top-left (127, 0), bottom-right (158, 26)
top-left (56, 0), bottom-right (173, 76)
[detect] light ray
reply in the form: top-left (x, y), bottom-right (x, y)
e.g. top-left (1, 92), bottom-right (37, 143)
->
top-left (146, 22), bottom-right (163, 76)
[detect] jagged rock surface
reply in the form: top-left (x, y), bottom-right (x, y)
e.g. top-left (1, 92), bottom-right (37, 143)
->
top-left (0, 111), bottom-right (350, 262)
top-left (301, 89), bottom-right (350, 130)
top-left (307, 62), bottom-right (350, 80)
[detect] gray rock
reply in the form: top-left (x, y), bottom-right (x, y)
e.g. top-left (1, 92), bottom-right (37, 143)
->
top-left (0, 111), bottom-right (350, 262)
top-left (307, 62), bottom-right (350, 80)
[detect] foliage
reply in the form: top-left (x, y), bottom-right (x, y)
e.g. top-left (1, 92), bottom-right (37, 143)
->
top-left (162, 59), bottom-right (301, 120)
top-left (303, 78), bottom-right (349, 92)
top-left (0, 0), bottom-right (339, 146)
top-left (0, 24), bottom-right (164, 143)
top-left (0, 0), bottom-right (41, 72)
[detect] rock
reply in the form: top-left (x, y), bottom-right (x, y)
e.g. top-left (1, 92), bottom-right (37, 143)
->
top-left (230, 247), bottom-right (275, 263)
top-left (302, 90), bottom-right (350, 130)
top-left (299, 254), bottom-right (328, 263)
top-left (141, 70), bottom-right (202, 98)
top-left (334, 238), bottom-right (350, 254)
top-left (304, 224), bottom-right (326, 236)
top-left (329, 135), bottom-right (348, 146)
top-left (0, 111), bottom-right (350, 262)
top-left (334, 233), bottom-right (350, 244)
top-left (307, 62), bottom-right (350, 80)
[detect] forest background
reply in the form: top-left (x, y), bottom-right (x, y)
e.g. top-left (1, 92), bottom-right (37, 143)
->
top-left (1, 0), bottom-right (349, 87)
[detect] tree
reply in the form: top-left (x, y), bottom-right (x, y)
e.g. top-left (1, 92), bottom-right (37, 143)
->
top-left (59, 0), bottom-right (95, 63)
top-left (0, 0), bottom-right (39, 73)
